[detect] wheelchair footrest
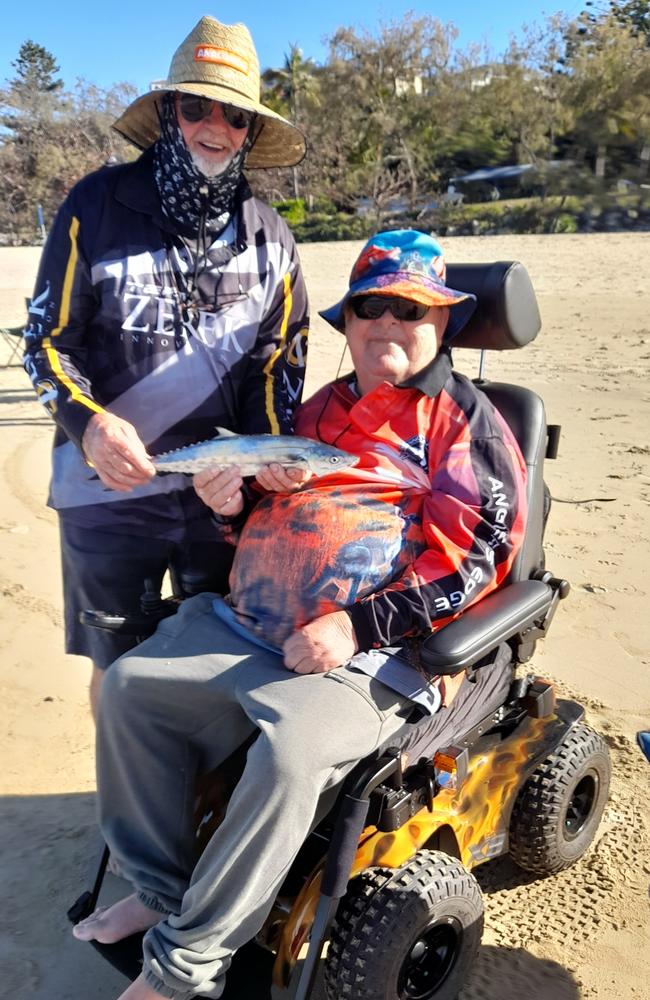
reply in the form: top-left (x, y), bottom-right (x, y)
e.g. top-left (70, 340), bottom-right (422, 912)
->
top-left (67, 890), bottom-right (95, 924)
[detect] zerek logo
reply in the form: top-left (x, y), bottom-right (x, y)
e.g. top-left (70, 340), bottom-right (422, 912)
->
top-left (120, 288), bottom-right (247, 355)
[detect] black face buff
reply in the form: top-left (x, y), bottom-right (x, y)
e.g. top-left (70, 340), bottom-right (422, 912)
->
top-left (153, 93), bottom-right (253, 237)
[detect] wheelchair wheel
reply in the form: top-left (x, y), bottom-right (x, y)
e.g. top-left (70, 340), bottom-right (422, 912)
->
top-left (324, 850), bottom-right (483, 1000)
top-left (509, 722), bottom-right (611, 875)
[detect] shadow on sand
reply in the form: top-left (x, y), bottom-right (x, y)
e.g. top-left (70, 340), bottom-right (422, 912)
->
top-left (0, 791), bottom-right (580, 1000)
top-left (0, 385), bottom-right (51, 425)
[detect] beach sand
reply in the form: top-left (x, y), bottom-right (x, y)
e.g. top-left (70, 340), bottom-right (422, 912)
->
top-left (0, 233), bottom-right (648, 999)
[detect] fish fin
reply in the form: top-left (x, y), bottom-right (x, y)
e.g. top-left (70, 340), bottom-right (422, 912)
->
top-left (214, 426), bottom-right (238, 438)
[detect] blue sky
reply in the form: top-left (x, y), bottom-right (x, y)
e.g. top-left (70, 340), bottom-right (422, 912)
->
top-left (1, 1), bottom-right (584, 93)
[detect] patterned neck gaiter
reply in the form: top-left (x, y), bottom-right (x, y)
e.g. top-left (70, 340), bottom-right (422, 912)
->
top-left (153, 93), bottom-right (253, 237)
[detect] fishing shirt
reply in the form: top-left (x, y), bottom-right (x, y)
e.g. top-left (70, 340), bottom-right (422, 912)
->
top-left (23, 148), bottom-right (308, 540)
top-left (229, 350), bottom-right (527, 650)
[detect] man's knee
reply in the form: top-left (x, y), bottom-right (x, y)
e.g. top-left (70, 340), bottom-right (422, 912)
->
top-left (261, 715), bottom-right (376, 788)
top-left (99, 651), bottom-right (154, 719)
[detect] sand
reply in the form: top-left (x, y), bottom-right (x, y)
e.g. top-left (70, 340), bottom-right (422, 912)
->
top-left (0, 233), bottom-right (649, 999)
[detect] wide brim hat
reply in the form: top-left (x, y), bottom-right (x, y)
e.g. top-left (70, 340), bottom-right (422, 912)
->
top-left (112, 16), bottom-right (306, 169)
top-left (320, 230), bottom-right (477, 342)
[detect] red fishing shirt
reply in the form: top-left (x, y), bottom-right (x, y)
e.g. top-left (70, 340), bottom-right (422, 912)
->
top-left (229, 350), bottom-right (527, 650)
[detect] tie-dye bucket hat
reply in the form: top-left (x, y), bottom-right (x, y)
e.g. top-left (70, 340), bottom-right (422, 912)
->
top-left (320, 230), bottom-right (476, 341)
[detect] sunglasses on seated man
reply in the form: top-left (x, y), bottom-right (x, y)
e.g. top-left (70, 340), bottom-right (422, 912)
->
top-left (349, 295), bottom-right (431, 322)
top-left (178, 94), bottom-right (255, 130)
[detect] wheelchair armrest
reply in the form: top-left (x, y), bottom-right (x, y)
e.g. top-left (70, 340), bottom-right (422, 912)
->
top-left (419, 579), bottom-right (554, 674)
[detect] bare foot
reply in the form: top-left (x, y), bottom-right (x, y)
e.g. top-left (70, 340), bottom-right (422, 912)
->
top-left (117, 973), bottom-right (167, 999)
top-left (107, 854), bottom-right (124, 878)
top-left (72, 894), bottom-right (162, 944)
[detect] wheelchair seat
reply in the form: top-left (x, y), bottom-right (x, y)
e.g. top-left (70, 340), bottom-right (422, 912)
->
top-left (372, 262), bottom-right (564, 766)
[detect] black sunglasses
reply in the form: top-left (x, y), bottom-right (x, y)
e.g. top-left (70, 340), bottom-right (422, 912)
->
top-left (349, 295), bottom-right (429, 322)
top-left (178, 94), bottom-right (255, 130)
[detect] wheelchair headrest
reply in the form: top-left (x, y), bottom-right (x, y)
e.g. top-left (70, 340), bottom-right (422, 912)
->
top-left (446, 261), bottom-right (541, 351)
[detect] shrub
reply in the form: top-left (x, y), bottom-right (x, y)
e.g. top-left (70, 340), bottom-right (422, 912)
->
top-left (553, 213), bottom-right (579, 233)
top-left (291, 212), bottom-right (369, 242)
top-left (272, 198), bottom-right (307, 226)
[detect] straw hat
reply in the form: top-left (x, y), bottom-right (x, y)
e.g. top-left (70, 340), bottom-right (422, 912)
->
top-left (112, 15), bottom-right (306, 169)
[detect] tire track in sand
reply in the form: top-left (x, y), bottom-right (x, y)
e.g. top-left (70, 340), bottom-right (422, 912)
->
top-left (0, 578), bottom-right (62, 628)
top-left (3, 434), bottom-right (55, 524)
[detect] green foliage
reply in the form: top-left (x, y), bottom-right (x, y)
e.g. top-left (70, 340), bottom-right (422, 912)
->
top-left (560, 3), bottom-right (650, 181)
top-left (272, 198), bottom-right (307, 225)
top-left (310, 195), bottom-right (338, 214)
top-left (413, 191), bottom-right (650, 235)
top-left (581, 1), bottom-right (650, 44)
top-left (553, 212), bottom-right (579, 232)
top-left (10, 39), bottom-right (63, 96)
top-left (262, 45), bottom-right (319, 122)
top-left (288, 212), bottom-right (369, 242)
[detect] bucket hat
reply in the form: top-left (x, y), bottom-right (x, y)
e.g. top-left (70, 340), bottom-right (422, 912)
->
top-left (112, 15), bottom-right (305, 169)
top-left (320, 230), bottom-right (477, 341)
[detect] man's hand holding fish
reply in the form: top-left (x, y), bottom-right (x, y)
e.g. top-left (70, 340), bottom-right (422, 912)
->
top-left (82, 412), bottom-right (156, 493)
top-left (193, 463), bottom-right (312, 517)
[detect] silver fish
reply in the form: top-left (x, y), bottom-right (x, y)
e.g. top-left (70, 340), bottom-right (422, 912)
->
top-left (152, 429), bottom-right (359, 477)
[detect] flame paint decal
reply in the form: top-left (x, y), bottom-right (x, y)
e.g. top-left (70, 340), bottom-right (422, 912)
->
top-left (272, 702), bottom-right (581, 987)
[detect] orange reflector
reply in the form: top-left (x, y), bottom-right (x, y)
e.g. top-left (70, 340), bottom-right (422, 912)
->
top-left (433, 751), bottom-right (458, 772)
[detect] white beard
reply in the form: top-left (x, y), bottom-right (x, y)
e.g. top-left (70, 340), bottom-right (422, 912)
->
top-left (190, 149), bottom-right (235, 179)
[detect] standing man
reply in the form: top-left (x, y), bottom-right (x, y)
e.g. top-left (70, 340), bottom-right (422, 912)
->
top-left (23, 16), bottom-right (309, 715)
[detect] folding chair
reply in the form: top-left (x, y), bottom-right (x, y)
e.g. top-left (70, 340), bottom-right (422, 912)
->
top-left (0, 323), bottom-right (25, 368)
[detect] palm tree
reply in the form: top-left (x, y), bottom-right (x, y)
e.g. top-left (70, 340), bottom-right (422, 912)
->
top-left (262, 45), bottom-right (319, 198)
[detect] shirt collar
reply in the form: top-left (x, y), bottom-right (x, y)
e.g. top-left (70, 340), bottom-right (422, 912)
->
top-left (393, 347), bottom-right (453, 398)
top-left (114, 147), bottom-right (166, 227)
top-left (333, 348), bottom-right (452, 409)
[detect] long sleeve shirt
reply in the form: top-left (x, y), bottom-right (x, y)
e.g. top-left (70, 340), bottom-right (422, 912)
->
top-left (23, 149), bottom-right (308, 539)
top-left (228, 350), bottom-right (527, 649)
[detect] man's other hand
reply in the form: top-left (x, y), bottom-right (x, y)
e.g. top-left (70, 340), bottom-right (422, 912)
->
top-left (255, 463), bottom-right (312, 493)
top-left (193, 467), bottom-right (245, 517)
top-left (82, 412), bottom-right (155, 492)
top-left (283, 611), bottom-right (358, 674)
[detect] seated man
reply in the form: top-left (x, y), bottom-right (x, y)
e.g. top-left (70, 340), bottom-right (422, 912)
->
top-left (73, 230), bottom-right (528, 1000)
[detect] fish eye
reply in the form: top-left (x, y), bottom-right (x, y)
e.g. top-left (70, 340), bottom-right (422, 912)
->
top-left (329, 456), bottom-right (342, 464)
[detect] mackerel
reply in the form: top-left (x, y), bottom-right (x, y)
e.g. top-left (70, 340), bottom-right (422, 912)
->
top-left (152, 429), bottom-right (359, 477)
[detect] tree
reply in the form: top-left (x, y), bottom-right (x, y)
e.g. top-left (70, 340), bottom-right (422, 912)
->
top-left (0, 41), bottom-right (66, 240)
top-left (469, 18), bottom-right (572, 191)
top-left (582, 0), bottom-right (650, 43)
top-left (0, 40), bottom-right (137, 243)
top-left (561, 9), bottom-right (650, 180)
top-left (10, 40), bottom-right (62, 89)
top-left (262, 45), bottom-right (319, 198)
top-left (312, 14), bottom-right (459, 223)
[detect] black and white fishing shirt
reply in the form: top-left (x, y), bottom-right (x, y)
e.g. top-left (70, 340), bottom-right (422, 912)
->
top-left (23, 149), bottom-right (309, 539)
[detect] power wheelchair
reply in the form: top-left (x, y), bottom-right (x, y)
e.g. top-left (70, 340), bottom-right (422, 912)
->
top-left (68, 259), bottom-right (611, 1000)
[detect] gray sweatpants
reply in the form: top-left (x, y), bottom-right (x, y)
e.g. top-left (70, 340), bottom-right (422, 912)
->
top-left (96, 593), bottom-right (510, 1000)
